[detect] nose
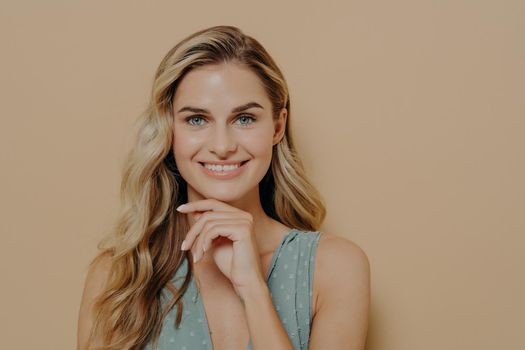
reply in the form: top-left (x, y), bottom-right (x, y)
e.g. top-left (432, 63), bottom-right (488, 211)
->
top-left (208, 123), bottom-right (237, 158)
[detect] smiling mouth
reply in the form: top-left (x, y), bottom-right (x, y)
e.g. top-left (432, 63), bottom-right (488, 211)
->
top-left (198, 160), bottom-right (249, 171)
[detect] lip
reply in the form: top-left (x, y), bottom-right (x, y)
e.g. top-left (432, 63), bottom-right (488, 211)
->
top-left (198, 160), bottom-right (249, 179)
top-left (198, 160), bottom-right (249, 166)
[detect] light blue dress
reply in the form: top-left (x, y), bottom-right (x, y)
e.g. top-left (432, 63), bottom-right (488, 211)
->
top-left (145, 228), bottom-right (322, 350)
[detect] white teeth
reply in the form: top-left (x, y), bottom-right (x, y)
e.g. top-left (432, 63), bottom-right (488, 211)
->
top-left (203, 163), bottom-right (241, 172)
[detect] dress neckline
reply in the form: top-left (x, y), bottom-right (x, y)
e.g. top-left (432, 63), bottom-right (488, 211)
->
top-left (193, 228), bottom-right (298, 350)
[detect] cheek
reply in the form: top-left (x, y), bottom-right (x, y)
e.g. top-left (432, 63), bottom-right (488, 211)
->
top-left (173, 128), bottom-right (202, 148)
top-left (239, 129), bottom-right (274, 155)
top-left (172, 130), bottom-right (201, 165)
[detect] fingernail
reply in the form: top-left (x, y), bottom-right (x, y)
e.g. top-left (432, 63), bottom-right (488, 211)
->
top-left (176, 204), bottom-right (187, 212)
top-left (180, 240), bottom-right (187, 250)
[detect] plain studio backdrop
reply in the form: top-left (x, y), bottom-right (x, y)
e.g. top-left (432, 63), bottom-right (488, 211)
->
top-left (0, 1), bottom-right (523, 349)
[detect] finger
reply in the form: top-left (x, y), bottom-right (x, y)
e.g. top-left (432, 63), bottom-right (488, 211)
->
top-left (194, 223), bottom-right (243, 262)
top-left (181, 212), bottom-right (210, 251)
top-left (192, 219), bottom-right (247, 261)
top-left (181, 210), bottom-right (246, 251)
top-left (176, 198), bottom-right (238, 214)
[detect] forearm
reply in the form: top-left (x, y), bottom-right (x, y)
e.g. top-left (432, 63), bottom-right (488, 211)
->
top-left (239, 281), bottom-right (295, 350)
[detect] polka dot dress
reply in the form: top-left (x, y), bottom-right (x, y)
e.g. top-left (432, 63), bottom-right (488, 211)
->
top-left (144, 229), bottom-right (322, 350)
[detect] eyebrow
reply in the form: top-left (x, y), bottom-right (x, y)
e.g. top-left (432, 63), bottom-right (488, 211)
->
top-left (176, 101), bottom-right (264, 114)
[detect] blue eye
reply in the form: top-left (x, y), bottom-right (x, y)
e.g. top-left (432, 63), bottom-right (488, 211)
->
top-left (185, 114), bottom-right (256, 127)
top-left (236, 114), bottom-right (255, 126)
top-left (186, 116), bottom-right (206, 126)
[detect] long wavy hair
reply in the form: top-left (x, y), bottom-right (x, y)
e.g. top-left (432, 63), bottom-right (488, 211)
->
top-left (86, 25), bottom-right (326, 350)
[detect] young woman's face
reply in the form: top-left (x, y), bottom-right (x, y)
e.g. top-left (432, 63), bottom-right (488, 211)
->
top-left (172, 62), bottom-right (286, 205)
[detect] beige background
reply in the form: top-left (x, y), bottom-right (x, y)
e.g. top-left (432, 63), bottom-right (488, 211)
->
top-left (1, 0), bottom-right (523, 349)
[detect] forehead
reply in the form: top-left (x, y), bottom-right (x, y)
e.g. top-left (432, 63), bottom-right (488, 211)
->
top-left (172, 62), bottom-right (271, 110)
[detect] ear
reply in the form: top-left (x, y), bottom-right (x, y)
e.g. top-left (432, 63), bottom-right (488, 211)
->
top-left (273, 108), bottom-right (288, 146)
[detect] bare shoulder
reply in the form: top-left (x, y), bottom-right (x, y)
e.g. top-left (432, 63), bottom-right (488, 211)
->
top-left (314, 232), bottom-right (370, 314)
top-left (309, 232), bottom-right (370, 349)
top-left (77, 251), bottom-right (113, 350)
top-left (316, 232), bottom-right (369, 269)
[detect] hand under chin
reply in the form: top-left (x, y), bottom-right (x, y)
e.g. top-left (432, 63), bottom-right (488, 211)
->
top-left (211, 237), bottom-right (234, 280)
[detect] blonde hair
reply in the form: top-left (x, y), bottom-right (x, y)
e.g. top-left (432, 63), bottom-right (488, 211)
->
top-left (87, 25), bottom-right (326, 350)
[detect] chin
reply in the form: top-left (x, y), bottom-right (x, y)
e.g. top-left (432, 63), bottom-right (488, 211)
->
top-left (188, 183), bottom-right (258, 205)
top-left (203, 190), bottom-right (245, 203)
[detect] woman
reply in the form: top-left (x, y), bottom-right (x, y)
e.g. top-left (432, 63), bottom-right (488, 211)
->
top-left (77, 25), bottom-right (370, 350)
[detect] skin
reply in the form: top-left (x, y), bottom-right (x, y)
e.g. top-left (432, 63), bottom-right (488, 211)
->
top-left (172, 62), bottom-right (298, 349)
top-left (171, 62), bottom-right (370, 349)
top-left (76, 61), bottom-right (370, 350)
top-left (171, 62), bottom-right (291, 261)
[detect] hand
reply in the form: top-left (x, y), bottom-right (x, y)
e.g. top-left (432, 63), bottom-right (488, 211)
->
top-left (177, 199), bottom-right (265, 297)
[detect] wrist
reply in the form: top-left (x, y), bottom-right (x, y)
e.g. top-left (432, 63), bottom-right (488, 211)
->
top-left (235, 278), bottom-right (269, 304)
